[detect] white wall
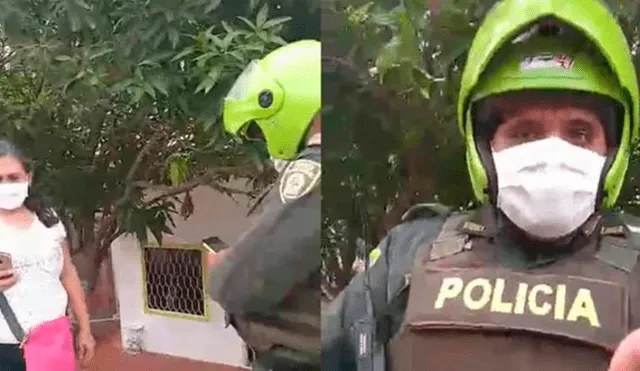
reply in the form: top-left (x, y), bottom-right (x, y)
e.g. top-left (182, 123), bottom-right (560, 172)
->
top-left (111, 184), bottom-right (254, 366)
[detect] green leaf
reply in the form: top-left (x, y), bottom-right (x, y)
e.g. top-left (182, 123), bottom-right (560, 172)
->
top-left (163, 10), bottom-right (176, 23)
top-left (205, 0), bottom-right (222, 13)
top-left (202, 116), bottom-right (217, 132)
top-left (126, 86), bottom-right (145, 103)
top-left (207, 65), bottom-right (221, 81)
top-left (168, 28), bottom-right (181, 49)
top-left (375, 36), bottom-right (401, 77)
top-left (141, 82), bottom-right (156, 99)
top-left (194, 51), bottom-right (217, 67)
top-left (110, 79), bottom-right (134, 93)
top-left (229, 51), bottom-right (244, 62)
top-left (63, 70), bottom-right (86, 93)
top-left (194, 77), bottom-right (215, 95)
top-left (171, 47), bottom-right (195, 62)
top-left (249, 0), bottom-right (261, 10)
top-left (152, 32), bottom-right (166, 48)
top-left (138, 60), bottom-right (161, 68)
top-left (75, 0), bottom-right (92, 10)
top-left (221, 21), bottom-right (234, 34)
top-left (167, 155), bottom-right (189, 186)
top-left (222, 31), bottom-right (241, 49)
top-left (148, 75), bottom-right (169, 96)
top-left (68, 13), bottom-right (83, 32)
top-left (210, 34), bottom-right (225, 49)
top-left (270, 35), bottom-right (288, 46)
top-left (54, 55), bottom-right (74, 62)
top-left (237, 16), bottom-right (256, 30)
top-left (256, 4), bottom-right (269, 27)
top-left (89, 48), bottom-right (113, 60)
top-left (262, 16), bottom-right (292, 29)
top-left (194, 65), bottom-right (221, 95)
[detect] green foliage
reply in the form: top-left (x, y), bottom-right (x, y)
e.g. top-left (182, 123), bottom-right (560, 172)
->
top-left (322, 0), bottom-right (640, 296)
top-left (0, 0), bottom-right (316, 285)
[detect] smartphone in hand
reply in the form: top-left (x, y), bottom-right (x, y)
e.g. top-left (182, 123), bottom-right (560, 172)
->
top-left (202, 236), bottom-right (228, 255)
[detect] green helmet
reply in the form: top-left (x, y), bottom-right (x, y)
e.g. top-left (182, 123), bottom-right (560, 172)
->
top-left (223, 39), bottom-right (321, 160)
top-left (457, 0), bottom-right (639, 208)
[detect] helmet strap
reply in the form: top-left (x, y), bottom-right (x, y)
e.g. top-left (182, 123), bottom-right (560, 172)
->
top-left (595, 152), bottom-right (616, 209)
top-left (471, 102), bottom-right (500, 205)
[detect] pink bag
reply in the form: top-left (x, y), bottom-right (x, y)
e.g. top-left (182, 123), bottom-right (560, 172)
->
top-left (21, 316), bottom-right (76, 371)
top-left (0, 293), bottom-right (76, 371)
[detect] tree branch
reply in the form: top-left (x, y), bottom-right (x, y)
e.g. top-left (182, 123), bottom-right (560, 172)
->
top-left (116, 133), bottom-right (162, 208)
top-left (95, 133), bottom-right (161, 243)
top-left (135, 166), bottom-right (256, 206)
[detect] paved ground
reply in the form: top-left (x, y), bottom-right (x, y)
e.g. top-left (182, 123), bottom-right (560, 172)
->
top-left (82, 321), bottom-right (248, 371)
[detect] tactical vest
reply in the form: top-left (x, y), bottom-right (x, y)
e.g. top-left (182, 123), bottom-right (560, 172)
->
top-left (388, 211), bottom-right (640, 371)
top-left (230, 277), bottom-right (321, 369)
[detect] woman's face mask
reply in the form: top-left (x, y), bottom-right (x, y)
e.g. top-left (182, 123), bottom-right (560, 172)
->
top-left (492, 137), bottom-right (605, 240)
top-left (0, 182), bottom-right (29, 211)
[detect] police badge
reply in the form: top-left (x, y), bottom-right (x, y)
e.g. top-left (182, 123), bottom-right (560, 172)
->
top-left (278, 159), bottom-right (321, 203)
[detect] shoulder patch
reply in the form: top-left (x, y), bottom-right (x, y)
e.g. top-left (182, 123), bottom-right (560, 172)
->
top-left (428, 213), bottom-right (471, 261)
top-left (596, 237), bottom-right (639, 273)
top-left (278, 159), bottom-right (321, 203)
top-left (401, 203), bottom-right (451, 223)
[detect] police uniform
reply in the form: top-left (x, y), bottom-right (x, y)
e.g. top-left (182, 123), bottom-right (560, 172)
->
top-left (208, 143), bottom-right (321, 371)
top-left (321, 204), bottom-right (640, 371)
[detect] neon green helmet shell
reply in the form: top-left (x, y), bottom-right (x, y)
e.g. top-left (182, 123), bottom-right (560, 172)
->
top-left (457, 0), bottom-right (639, 208)
top-left (223, 39), bottom-right (321, 160)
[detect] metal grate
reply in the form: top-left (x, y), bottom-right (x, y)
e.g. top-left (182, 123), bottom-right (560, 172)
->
top-left (141, 245), bottom-right (209, 320)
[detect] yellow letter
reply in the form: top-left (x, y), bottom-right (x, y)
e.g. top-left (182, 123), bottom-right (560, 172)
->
top-left (463, 278), bottom-right (492, 310)
top-left (554, 284), bottom-right (566, 320)
top-left (434, 277), bottom-right (463, 309)
top-left (566, 288), bottom-right (600, 327)
top-left (527, 284), bottom-right (552, 316)
top-left (491, 278), bottom-right (513, 313)
top-left (514, 283), bottom-right (528, 314)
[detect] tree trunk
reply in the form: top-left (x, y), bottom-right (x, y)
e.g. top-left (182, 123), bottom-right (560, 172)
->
top-left (70, 219), bottom-right (102, 294)
top-left (71, 244), bottom-right (101, 294)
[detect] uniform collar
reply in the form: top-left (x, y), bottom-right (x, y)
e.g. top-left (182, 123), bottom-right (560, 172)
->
top-left (458, 204), bottom-right (603, 243)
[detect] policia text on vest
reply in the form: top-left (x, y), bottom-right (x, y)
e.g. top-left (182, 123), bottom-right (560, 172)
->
top-left (435, 276), bottom-right (598, 326)
top-left (409, 268), bottom-right (626, 348)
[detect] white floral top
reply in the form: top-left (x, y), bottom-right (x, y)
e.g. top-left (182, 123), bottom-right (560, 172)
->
top-left (0, 215), bottom-right (68, 343)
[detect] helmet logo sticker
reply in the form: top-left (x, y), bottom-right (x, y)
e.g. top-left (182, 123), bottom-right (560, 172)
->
top-left (278, 159), bottom-right (321, 203)
top-left (520, 53), bottom-right (574, 70)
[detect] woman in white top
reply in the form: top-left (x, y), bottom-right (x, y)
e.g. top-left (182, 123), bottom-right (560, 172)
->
top-left (0, 139), bottom-right (95, 370)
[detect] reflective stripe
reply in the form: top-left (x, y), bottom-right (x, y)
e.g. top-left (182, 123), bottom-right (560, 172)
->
top-left (369, 248), bottom-right (381, 267)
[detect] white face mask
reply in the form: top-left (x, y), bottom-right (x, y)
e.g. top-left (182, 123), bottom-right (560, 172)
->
top-left (0, 182), bottom-right (28, 211)
top-left (492, 137), bottom-right (606, 240)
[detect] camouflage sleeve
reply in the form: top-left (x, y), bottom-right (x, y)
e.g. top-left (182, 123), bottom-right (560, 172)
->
top-left (207, 157), bottom-right (321, 315)
top-left (321, 234), bottom-right (392, 371)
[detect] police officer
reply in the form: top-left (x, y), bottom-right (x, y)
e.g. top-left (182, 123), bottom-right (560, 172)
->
top-left (207, 40), bottom-right (321, 370)
top-left (322, 1), bottom-right (640, 370)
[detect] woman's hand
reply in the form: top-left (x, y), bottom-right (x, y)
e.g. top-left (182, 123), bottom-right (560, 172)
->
top-left (0, 269), bottom-right (17, 291)
top-left (76, 328), bottom-right (95, 366)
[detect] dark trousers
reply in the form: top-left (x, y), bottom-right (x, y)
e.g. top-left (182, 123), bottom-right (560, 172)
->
top-left (0, 344), bottom-right (25, 371)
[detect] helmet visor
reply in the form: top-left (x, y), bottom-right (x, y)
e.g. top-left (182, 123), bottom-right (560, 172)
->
top-left (222, 60), bottom-right (284, 137)
top-left (226, 60), bottom-right (260, 102)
